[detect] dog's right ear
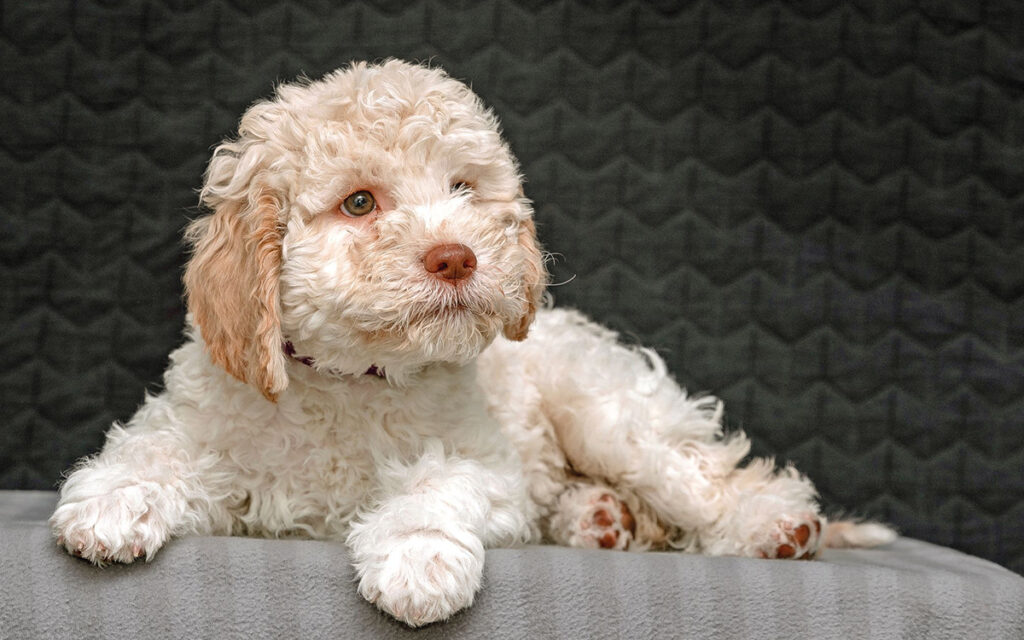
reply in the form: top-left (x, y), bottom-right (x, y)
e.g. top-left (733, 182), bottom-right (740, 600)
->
top-left (184, 112), bottom-right (289, 402)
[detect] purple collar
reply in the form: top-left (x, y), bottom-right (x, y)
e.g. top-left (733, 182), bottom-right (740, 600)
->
top-left (283, 342), bottom-right (386, 379)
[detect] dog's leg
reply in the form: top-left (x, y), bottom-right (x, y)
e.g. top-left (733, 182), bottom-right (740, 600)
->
top-left (50, 404), bottom-right (212, 565)
top-left (346, 440), bottom-right (532, 627)
top-left (518, 309), bottom-right (834, 557)
top-left (515, 311), bottom-right (741, 530)
top-left (694, 460), bottom-right (826, 559)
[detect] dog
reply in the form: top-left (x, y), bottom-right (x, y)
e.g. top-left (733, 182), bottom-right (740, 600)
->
top-left (50, 60), bottom-right (895, 627)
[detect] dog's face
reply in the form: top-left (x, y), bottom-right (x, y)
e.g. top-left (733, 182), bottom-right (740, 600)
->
top-left (184, 61), bottom-right (547, 399)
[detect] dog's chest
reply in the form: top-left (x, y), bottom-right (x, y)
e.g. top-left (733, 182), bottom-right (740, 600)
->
top-left (179, 349), bottom-right (521, 537)
top-left (225, 375), bottom-right (489, 516)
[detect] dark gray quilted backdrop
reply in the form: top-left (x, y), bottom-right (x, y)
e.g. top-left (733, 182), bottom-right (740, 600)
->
top-left (2, 1), bottom-right (1022, 574)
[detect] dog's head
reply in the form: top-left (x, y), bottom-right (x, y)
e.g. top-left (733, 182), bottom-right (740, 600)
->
top-left (184, 60), bottom-right (547, 400)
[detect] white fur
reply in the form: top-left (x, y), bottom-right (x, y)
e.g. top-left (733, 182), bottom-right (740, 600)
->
top-left (51, 60), bottom-right (894, 627)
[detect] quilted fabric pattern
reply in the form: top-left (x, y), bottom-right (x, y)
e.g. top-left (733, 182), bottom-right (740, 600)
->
top-left (1, 1), bottom-right (1022, 573)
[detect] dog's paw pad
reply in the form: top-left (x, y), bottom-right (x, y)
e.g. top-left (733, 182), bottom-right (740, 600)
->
top-left (759, 515), bottom-right (823, 560)
top-left (581, 493), bottom-right (635, 550)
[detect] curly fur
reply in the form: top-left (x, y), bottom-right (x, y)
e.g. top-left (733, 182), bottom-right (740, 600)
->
top-left (50, 60), bottom-right (894, 627)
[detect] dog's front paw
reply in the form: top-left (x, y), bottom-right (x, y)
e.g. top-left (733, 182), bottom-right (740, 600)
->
top-left (356, 532), bottom-right (484, 627)
top-left (50, 485), bottom-right (170, 565)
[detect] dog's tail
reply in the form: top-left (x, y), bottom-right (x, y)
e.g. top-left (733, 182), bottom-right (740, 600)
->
top-left (824, 519), bottom-right (898, 549)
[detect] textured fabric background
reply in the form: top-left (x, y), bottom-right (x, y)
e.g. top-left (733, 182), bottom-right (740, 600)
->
top-left (1, 1), bottom-right (1022, 574)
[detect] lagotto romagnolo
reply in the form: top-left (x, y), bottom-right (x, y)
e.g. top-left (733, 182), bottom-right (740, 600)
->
top-left (50, 60), bottom-right (895, 627)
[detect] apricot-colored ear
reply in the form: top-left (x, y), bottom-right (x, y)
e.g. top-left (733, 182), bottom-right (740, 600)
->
top-left (503, 214), bottom-right (547, 342)
top-left (184, 190), bottom-right (288, 401)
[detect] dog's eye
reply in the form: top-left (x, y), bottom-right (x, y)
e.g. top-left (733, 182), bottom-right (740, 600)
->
top-left (450, 181), bottom-right (471, 193)
top-left (342, 191), bottom-right (376, 217)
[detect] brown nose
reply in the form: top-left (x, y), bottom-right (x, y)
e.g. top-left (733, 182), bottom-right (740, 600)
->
top-left (423, 243), bottom-right (477, 282)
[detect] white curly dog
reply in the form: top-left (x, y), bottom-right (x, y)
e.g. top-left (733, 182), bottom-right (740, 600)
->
top-left (51, 60), bottom-right (894, 627)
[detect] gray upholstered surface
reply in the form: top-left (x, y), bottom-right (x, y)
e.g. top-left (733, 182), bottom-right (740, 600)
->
top-left (2, 491), bottom-right (1022, 640)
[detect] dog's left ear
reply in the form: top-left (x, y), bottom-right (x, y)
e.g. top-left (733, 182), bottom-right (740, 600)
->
top-left (503, 201), bottom-right (547, 342)
top-left (183, 129), bottom-right (289, 401)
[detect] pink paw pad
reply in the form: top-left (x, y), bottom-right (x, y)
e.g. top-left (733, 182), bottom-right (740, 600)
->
top-left (581, 493), bottom-right (636, 550)
top-left (760, 516), bottom-right (822, 560)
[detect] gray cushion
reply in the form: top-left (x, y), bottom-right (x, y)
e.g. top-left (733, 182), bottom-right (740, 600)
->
top-left (3, 491), bottom-right (1022, 639)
